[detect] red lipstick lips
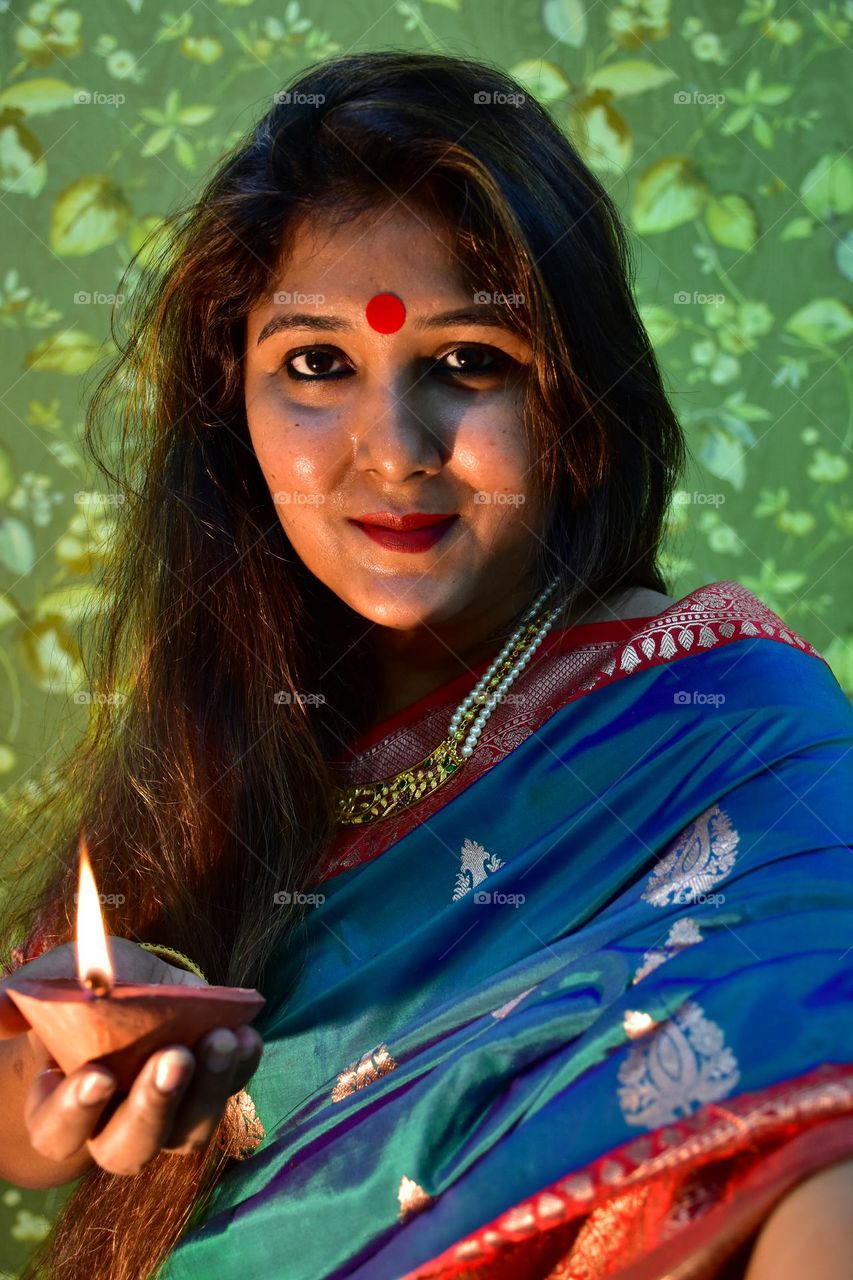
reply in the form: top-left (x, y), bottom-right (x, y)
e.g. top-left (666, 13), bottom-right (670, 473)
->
top-left (350, 512), bottom-right (459, 553)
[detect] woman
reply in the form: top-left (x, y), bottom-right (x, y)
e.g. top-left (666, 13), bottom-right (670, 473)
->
top-left (1, 49), bottom-right (852, 1280)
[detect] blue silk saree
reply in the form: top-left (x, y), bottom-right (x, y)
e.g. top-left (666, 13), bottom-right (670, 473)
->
top-left (44, 582), bottom-right (853, 1277)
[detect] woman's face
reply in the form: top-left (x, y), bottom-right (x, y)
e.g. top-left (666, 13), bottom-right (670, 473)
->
top-left (243, 203), bottom-right (546, 632)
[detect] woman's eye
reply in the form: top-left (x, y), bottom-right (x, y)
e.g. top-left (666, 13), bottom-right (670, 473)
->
top-left (282, 345), bottom-right (511, 383)
top-left (285, 348), bottom-right (350, 381)
top-left (436, 346), bottom-right (510, 378)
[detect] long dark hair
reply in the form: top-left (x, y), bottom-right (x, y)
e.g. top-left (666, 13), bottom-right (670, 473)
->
top-left (2, 48), bottom-right (685, 1280)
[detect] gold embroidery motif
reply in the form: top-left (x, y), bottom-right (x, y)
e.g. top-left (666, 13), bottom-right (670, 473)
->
top-left (617, 1000), bottom-right (740, 1128)
top-left (557, 1172), bottom-right (594, 1201)
top-left (536, 1192), bottom-right (567, 1220)
top-left (454, 1239), bottom-right (486, 1261)
top-left (501, 1205), bottom-right (537, 1233)
top-left (331, 1042), bottom-right (398, 1102)
top-left (452, 837), bottom-right (505, 901)
top-left (545, 1187), bottom-right (650, 1280)
top-left (218, 1089), bottom-right (265, 1160)
top-left (398, 1174), bottom-right (433, 1221)
top-left (623, 1010), bottom-right (657, 1039)
top-left (642, 804), bottom-right (738, 907)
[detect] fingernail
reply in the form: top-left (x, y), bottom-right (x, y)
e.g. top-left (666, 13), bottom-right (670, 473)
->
top-left (77, 1072), bottom-right (115, 1105)
top-left (35, 1066), bottom-right (64, 1088)
top-left (154, 1049), bottom-right (192, 1093)
top-left (237, 1036), bottom-right (258, 1062)
top-left (206, 1031), bottom-right (237, 1072)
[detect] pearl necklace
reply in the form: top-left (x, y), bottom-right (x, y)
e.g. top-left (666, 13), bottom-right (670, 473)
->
top-left (333, 575), bottom-right (564, 825)
top-left (450, 575), bottom-right (562, 757)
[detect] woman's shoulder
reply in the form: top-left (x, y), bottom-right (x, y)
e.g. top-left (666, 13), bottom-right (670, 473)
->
top-left (576, 586), bottom-right (677, 624)
top-left (583, 580), bottom-right (848, 716)
top-left (617, 587), bottom-right (678, 618)
top-left (630, 580), bottom-right (852, 722)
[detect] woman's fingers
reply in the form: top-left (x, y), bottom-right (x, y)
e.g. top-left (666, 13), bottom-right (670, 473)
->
top-left (84, 1047), bottom-right (196, 1176)
top-left (24, 1064), bottom-right (119, 1164)
top-left (162, 1026), bottom-right (264, 1154)
top-left (22, 1024), bottom-right (264, 1176)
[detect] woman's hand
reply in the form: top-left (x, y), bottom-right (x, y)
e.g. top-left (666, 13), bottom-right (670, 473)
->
top-left (0, 937), bottom-right (264, 1178)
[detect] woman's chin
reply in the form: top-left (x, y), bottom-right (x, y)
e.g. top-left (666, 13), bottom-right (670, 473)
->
top-left (344, 580), bottom-right (473, 631)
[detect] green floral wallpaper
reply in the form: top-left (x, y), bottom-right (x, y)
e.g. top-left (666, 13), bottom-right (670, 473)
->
top-left (0, 0), bottom-right (851, 1267)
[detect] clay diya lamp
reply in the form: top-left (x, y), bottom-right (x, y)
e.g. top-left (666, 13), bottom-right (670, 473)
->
top-left (5, 836), bottom-right (265, 1093)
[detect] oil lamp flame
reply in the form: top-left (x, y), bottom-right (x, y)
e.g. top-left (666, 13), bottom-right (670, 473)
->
top-left (76, 833), bottom-right (114, 995)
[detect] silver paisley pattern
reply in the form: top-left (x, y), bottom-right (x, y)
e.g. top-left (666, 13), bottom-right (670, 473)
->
top-left (617, 1000), bottom-right (741, 1128)
top-left (632, 918), bottom-right (704, 984)
top-left (642, 804), bottom-right (738, 907)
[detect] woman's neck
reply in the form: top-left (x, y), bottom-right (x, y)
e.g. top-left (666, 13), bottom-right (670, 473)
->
top-left (362, 584), bottom-right (659, 728)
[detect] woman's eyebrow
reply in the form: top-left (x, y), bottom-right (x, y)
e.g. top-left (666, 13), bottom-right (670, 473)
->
top-left (255, 304), bottom-right (518, 346)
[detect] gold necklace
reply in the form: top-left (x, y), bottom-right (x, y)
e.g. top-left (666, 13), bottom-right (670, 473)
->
top-left (333, 579), bottom-right (563, 826)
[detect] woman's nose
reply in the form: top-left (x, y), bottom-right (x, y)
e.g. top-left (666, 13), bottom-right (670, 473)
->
top-left (351, 377), bottom-right (445, 480)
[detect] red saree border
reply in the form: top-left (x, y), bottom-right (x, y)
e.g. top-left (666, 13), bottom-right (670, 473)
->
top-left (321, 580), bottom-right (826, 885)
top-left (398, 1062), bottom-right (853, 1280)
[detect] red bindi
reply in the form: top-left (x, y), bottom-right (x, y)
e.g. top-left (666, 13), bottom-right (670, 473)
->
top-left (365, 293), bottom-right (406, 334)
